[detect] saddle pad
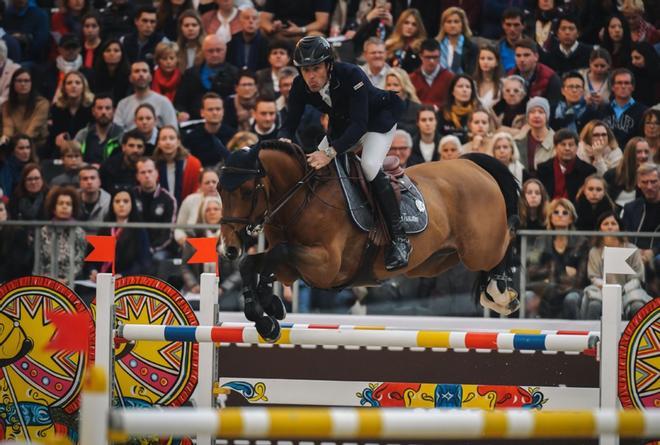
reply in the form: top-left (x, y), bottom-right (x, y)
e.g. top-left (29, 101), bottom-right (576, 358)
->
top-left (334, 157), bottom-right (428, 234)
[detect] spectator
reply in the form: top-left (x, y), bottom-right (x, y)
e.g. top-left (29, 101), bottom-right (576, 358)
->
top-left (387, 129), bottom-right (413, 167)
top-left (1, 69), bottom-right (49, 150)
top-left (0, 41), bottom-right (20, 107)
top-left (384, 67), bottom-right (421, 136)
top-left (601, 14), bottom-right (632, 68)
top-left (385, 8), bottom-right (425, 74)
top-left (99, 130), bottom-right (146, 193)
top-left (224, 69), bottom-right (258, 131)
top-left (121, 5), bottom-right (168, 66)
top-left (537, 128), bottom-right (597, 202)
top-left (202, 0), bottom-right (242, 43)
top-left (255, 40), bottom-right (292, 99)
top-left (0, 135), bottom-right (37, 200)
top-left (551, 71), bottom-right (597, 135)
top-left (157, 0), bottom-right (194, 41)
top-left (514, 96), bottom-right (555, 173)
top-left (81, 12), bottom-right (103, 69)
top-left (151, 42), bottom-right (182, 102)
top-left (176, 10), bottom-right (206, 71)
top-left (175, 35), bottom-right (239, 120)
top-left (577, 119), bottom-right (623, 175)
top-left (51, 0), bottom-right (91, 42)
top-left (494, 74), bottom-right (527, 129)
top-left (391, 1), bottom-right (442, 40)
top-left (462, 108), bottom-right (498, 154)
top-left (598, 68), bottom-right (648, 148)
top-left (498, 7), bottom-right (526, 72)
top-left (643, 109), bottom-right (659, 156)
top-left (4, 0), bottom-right (50, 62)
top-left (90, 39), bottom-right (131, 106)
top-left (526, 0), bottom-right (565, 50)
top-left (8, 163), bottom-right (47, 220)
top-left (604, 136), bottom-right (648, 209)
top-left (34, 186), bottom-right (87, 285)
top-left (580, 211), bottom-right (649, 319)
top-left (75, 94), bottom-right (124, 166)
top-left (541, 14), bottom-right (592, 75)
top-left (409, 38), bottom-right (454, 111)
top-left (574, 174), bottom-right (615, 230)
top-left (0, 200), bottom-right (32, 281)
top-left (360, 38), bottom-right (391, 89)
top-left (574, 0), bottom-right (617, 45)
top-left (78, 165), bottom-right (110, 228)
top-left (579, 47), bottom-right (612, 108)
top-left (408, 105), bottom-right (440, 166)
top-left (351, 1), bottom-right (392, 55)
top-left (114, 61), bottom-right (178, 130)
top-left (509, 38), bottom-right (562, 108)
top-left (437, 73), bottom-right (478, 143)
top-left (491, 131), bottom-right (527, 184)
top-left (48, 71), bottom-right (94, 159)
top-left (133, 157), bottom-right (177, 258)
top-left (621, 162), bottom-right (660, 252)
top-left (275, 66), bottom-right (298, 130)
top-left (40, 34), bottom-right (93, 104)
top-left (439, 0), bottom-right (481, 37)
top-left (152, 125), bottom-right (203, 204)
top-left (629, 42), bottom-right (660, 107)
top-left (0, 3), bottom-right (21, 63)
top-left (51, 141), bottom-right (84, 187)
top-left (174, 168), bottom-right (220, 248)
top-left (100, 0), bottom-right (136, 40)
top-left (134, 103), bottom-right (158, 155)
top-left (435, 6), bottom-right (478, 75)
top-left (519, 178), bottom-right (549, 230)
top-left (482, 1), bottom-right (527, 41)
top-left (226, 7), bottom-right (269, 72)
top-left (437, 134), bottom-right (462, 161)
top-left (251, 96), bottom-right (279, 141)
top-left (473, 44), bottom-right (503, 111)
top-left (183, 92), bottom-right (233, 165)
top-left (226, 130), bottom-right (258, 151)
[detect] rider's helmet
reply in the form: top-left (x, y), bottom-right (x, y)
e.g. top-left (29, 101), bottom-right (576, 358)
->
top-left (293, 36), bottom-right (333, 68)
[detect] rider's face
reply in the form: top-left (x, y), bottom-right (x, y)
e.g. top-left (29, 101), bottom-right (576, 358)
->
top-left (300, 63), bottom-right (329, 93)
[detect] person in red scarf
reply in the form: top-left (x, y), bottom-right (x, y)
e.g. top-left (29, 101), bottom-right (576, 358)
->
top-left (151, 41), bottom-right (182, 102)
top-left (536, 128), bottom-right (596, 204)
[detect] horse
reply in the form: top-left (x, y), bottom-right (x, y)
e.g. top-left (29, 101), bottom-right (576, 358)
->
top-left (218, 141), bottom-right (520, 340)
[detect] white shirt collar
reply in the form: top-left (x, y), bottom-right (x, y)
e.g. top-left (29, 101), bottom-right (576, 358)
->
top-left (319, 81), bottom-right (332, 107)
top-left (559, 41), bottom-right (579, 57)
top-left (254, 122), bottom-right (277, 135)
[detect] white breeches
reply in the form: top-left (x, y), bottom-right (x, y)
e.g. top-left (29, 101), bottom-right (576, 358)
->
top-left (319, 124), bottom-right (397, 181)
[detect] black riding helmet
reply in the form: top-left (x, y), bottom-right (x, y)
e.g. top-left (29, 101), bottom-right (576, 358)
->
top-left (293, 35), bottom-right (333, 67)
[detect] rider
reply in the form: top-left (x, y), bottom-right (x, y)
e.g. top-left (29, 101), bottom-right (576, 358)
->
top-left (278, 35), bottom-right (411, 271)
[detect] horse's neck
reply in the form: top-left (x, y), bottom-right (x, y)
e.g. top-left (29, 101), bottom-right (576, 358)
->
top-left (260, 151), bottom-right (305, 196)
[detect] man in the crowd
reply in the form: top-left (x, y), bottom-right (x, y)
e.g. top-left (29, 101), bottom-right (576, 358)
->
top-left (114, 61), bottom-right (178, 130)
top-left (387, 129), bottom-right (413, 168)
top-left (360, 38), bottom-right (391, 89)
top-left (255, 39), bottom-right (292, 98)
top-left (498, 7), bottom-right (526, 72)
top-left (598, 68), bottom-right (648, 148)
top-left (536, 129), bottom-right (596, 203)
top-left (259, 0), bottom-right (331, 40)
top-left (121, 5), bottom-right (168, 66)
top-left (40, 34), bottom-right (93, 101)
top-left (182, 92), bottom-right (232, 167)
top-left (551, 71), bottom-right (598, 134)
top-left (622, 162), bottom-right (660, 253)
top-left (408, 105), bottom-right (441, 166)
top-left (133, 157), bottom-right (177, 260)
top-left (4, 0), bottom-right (49, 62)
top-left (409, 39), bottom-right (454, 111)
top-left (515, 96), bottom-right (556, 174)
top-left (175, 34), bottom-right (239, 120)
top-left (226, 7), bottom-right (269, 72)
top-left (509, 38), bottom-right (562, 108)
top-left (51, 141), bottom-right (84, 187)
top-left (99, 130), bottom-right (146, 192)
top-left (251, 96), bottom-right (279, 141)
top-left (275, 66), bottom-right (298, 125)
top-left (541, 14), bottom-right (592, 75)
top-left (75, 94), bottom-right (124, 166)
top-left (78, 165), bottom-right (111, 230)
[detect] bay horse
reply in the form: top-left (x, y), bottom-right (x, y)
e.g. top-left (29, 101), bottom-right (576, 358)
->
top-left (219, 141), bottom-right (519, 340)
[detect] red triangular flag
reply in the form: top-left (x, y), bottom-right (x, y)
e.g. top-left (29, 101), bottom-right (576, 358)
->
top-left (44, 311), bottom-right (92, 354)
top-left (187, 237), bottom-right (219, 264)
top-left (85, 235), bottom-right (116, 263)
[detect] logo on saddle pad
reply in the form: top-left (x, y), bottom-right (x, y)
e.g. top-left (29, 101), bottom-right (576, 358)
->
top-left (415, 199), bottom-right (426, 212)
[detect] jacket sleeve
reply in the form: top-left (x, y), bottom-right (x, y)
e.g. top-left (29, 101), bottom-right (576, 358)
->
top-left (331, 68), bottom-right (369, 154)
top-left (24, 99), bottom-right (49, 139)
top-left (278, 77), bottom-right (306, 140)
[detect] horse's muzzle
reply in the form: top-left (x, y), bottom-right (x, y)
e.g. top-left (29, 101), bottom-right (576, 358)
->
top-left (225, 246), bottom-right (240, 260)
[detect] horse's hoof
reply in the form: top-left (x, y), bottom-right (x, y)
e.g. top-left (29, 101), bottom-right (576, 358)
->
top-left (255, 316), bottom-right (281, 343)
top-left (264, 295), bottom-right (287, 320)
top-left (243, 293), bottom-right (264, 322)
top-left (480, 292), bottom-right (519, 315)
top-left (486, 280), bottom-right (516, 306)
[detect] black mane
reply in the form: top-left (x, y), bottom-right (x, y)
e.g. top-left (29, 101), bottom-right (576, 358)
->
top-left (258, 139), bottom-right (307, 167)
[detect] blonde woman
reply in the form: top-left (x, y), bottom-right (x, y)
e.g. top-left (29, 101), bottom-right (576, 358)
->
top-left (435, 7), bottom-right (478, 75)
top-left (50, 71), bottom-right (94, 157)
top-left (577, 119), bottom-right (623, 175)
top-left (385, 8), bottom-right (426, 73)
top-left (384, 67), bottom-right (421, 135)
top-left (491, 131), bottom-right (526, 184)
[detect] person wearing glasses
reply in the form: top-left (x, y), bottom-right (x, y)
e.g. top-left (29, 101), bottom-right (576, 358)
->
top-left (551, 71), bottom-right (600, 135)
top-left (409, 38), bottom-right (454, 112)
top-left (493, 74), bottom-right (527, 130)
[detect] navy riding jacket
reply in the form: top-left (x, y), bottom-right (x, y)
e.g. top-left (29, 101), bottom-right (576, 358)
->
top-left (278, 62), bottom-right (403, 155)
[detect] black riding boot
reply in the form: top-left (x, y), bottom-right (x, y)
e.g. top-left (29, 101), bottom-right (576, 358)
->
top-left (371, 171), bottom-right (411, 271)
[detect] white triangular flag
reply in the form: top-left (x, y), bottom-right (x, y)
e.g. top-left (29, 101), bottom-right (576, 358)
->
top-left (603, 246), bottom-right (637, 276)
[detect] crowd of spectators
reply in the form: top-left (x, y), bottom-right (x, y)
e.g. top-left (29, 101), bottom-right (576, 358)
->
top-left (0, 0), bottom-right (658, 319)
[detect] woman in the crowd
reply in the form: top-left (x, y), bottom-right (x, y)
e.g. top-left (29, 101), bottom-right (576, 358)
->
top-left (9, 163), bottom-right (48, 220)
top-left (473, 44), bottom-right (503, 110)
top-left (574, 174), bottom-right (615, 230)
top-left (438, 74), bottom-right (479, 143)
top-left (577, 119), bottom-right (623, 176)
top-left (49, 71), bottom-right (94, 158)
top-left (526, 0), bottom-right (563, 50)
top-left (51, 0), bottom-right (91, 39)
top-left (629, 41), bottom-right (660, 106)
top-left (643, 109), bottom-right (659, 158)
top-left (91, 39), bottom-right (131, 105)
top-left (0, 40), bottom-right (20, 108)
top-left (384, 8), bottom-right (426, 73)
top-left (177, 10), bottom-right (206, 71)
top-left (152, 126), bottom-right (203, 204)
top-left (81, 11), bottom-right (103, 69)
top-left (435, 7), bottom-right (478, 75)
top-left (491, 131), bottom-right (527, 184)
top-left (352, 1), bottom-right (394, 57)
top-left (34, 186), bottom-right (87, 285)
top-left (518, 178), bottom-right (549, 230)
top-left (174, 168), bottom-right (220, 248)
top-left (384, 67), bottom-right (421, 136)
top-left (0, 135), bottom-right (37, 200)
top-left (437, 135), bottom-right (463, 161)
top-left (409, 105), bottom-right (441, 166)
top-left (461, 108), bottom-right (498, 154)
top-left (152, 42), bottom-right (182, 102)
top-left (0, 200), bottom-right (32, 281)
top-left (1, 69), bottom-right (49, 150)
top-left (579, 211), bottom-right (649, 319)
top-left (603, 136), bottom-right (649, 208)
top-left (601, 14), bottom-right (632, 68)
top-left (157, 0), bottom-right (195, 41)
top-left (579, 47), bottom-right (613, 107)
top-left (494, 75), bottom-right (527, 130)
top-left (134, 103), bottom-right (158, 155)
